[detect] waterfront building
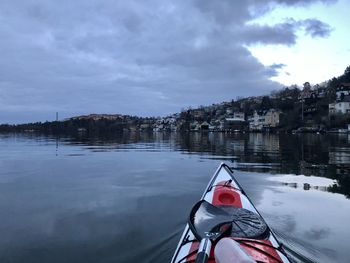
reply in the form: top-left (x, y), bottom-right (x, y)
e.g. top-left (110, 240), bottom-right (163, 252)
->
top-left (248, 109), bottom-right (281, 131)
top-left (264, 109), bottom-right (280, 127)
top-left (200, 121), bottom-right (210, 130)
top-left (248, 111), bottom-right (266, 131)
top-left (329, 101), bottom-right (350, 115)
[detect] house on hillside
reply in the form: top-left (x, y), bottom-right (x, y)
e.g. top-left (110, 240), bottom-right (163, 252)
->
top-left (233, 112), bottom-right (245, 121)
top-left (200, 121), bottom-right (210, 130)
top-left (329, 83), bottom-right (350, 115)
top-left (248, 109), bottom-right (281, 131)
top-left (225, 112), bottom-right (247, 131)
top-left (70, 114), bottom-right (123, 121)
top-left (315, 86), bottom-right (328, 98)
top-left (190, 121), bottom-right (200, 131)
top-left (226, 109), bottom-right (233, 115)
top-left (336, 83), bottom-right (350, 101)
top-left (298, 88), bottom-right (318, 102)
top-left (225, 113), bottom-right (245, 122)
top-left (329, 102), bottom-right (350, 115)
top-left (248, 111), bottom-right (265, 131)
top-left (298, 87), bottom-right (320, 120)
top-left (192, 109), bottom-right (205, 119)
top-left (265, 109), bottom-right (280, 127)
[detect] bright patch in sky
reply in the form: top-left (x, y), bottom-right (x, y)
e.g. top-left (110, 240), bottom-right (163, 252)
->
top-left (248, 0), bottom-right (350, 86)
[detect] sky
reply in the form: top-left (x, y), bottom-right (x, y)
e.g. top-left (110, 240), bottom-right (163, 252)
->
top-left (0, 0), bottom-right (349, 123)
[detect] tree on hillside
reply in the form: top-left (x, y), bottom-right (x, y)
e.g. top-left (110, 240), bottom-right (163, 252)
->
top-left (341, 66), bottom-right (350, 82)
top-left (303, 82), bottom-right (311, 90)
top-left (328, 77), bottom-right (340, 89)
top-left (345, 66), bottom-right (350, 75)
top-left (260, 96), bottom-right (272, 110)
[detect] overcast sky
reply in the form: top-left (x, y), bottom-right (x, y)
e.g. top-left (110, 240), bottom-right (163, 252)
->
top-left (0, 0), bottom-right (349, 123)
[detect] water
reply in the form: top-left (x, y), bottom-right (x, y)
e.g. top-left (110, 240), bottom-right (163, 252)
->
top-left (0, 132), bottom-right (349, 263)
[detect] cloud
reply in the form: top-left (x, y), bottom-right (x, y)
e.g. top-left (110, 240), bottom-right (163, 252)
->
top-left (304, 227), bottom-right (330, 240)
top-left (267, 64), bottom-right (288, 77)
top-left (274, 0), bottom-right (336, 5)
top-left (241, 22), bottom-right (297, 45)
top-left (242, 17), bottom-right (332, 45)
top-left (0, 0), bottom-right (334, 123)
top-left (302, 18), bottom-right (333, 38)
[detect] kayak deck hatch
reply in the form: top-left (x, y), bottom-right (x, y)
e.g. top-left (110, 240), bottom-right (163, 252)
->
top-left (171, 163), bottom-right (291, 263)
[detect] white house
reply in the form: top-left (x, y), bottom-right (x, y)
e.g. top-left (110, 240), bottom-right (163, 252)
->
top-left (225, 112), bottom-right (245, 122)
top-left (329, 102), bottom-right (350, 115)
top-left (264, 109), bottom-right (280, 127)
top-left (234, 112), bottom-right (245, 121)
top-left (248, 111), bottom-right (266, 130)
top-left (248, 109), bottom-right (281, 130)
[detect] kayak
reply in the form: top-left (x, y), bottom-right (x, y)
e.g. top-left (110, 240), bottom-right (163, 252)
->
top-left (171, 163), bottom-right (291, 263)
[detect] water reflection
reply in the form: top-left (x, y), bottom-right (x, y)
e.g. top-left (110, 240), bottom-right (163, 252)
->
top-left (259, 175), bottom-right (350, 263)
top-left (3, 131), bottom-right (349, 198)
top-left (1, 132), bottom-right (350, 263)
top-left (270, 174), bottom-right (336, 193)
top-left (39, 132), bottom-right (350, 198)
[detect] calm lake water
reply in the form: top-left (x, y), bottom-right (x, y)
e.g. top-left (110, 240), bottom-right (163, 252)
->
top-left (0, 132), bottom-right (350, 263)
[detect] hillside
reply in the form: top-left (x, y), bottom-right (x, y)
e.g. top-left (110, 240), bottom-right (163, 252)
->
top-left (1, 66), bottom-right (350, 134)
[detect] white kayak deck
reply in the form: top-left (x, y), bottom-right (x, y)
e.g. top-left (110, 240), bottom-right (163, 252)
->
top-left (171, 163), bottom-right (290, 263)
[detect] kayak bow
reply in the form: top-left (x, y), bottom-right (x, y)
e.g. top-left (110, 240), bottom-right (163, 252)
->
top-left (171, 163), bottom-right (291, 263)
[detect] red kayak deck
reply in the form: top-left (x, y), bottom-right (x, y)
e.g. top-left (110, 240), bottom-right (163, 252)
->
top-left (171, 163), bottom-right (291, 263)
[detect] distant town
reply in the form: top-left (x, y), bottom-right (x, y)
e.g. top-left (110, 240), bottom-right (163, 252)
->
top-left (1, 66), bottom-right (350, 134)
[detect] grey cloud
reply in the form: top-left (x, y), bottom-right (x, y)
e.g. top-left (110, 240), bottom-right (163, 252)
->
top-left (241, 17), bottom-right (332, 46)
top-left (304, 227), bottom-right (330, 240)
top-left (273, 0), bottom-right (336, 5)
top-left (266, 64), bottom-right (287, 77)
top-left (270, 63), bottom-right (287, 70)
top-left (241, 22), bottom-right (297, 45)
top-left (302, 18), bottom-right (333, 38)
top-left (0, 0), bottom-right (335, 123)
top-left (194, 0), bottom-right (336, 25)
top-left (194, 0), bottom-right (253, 25)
